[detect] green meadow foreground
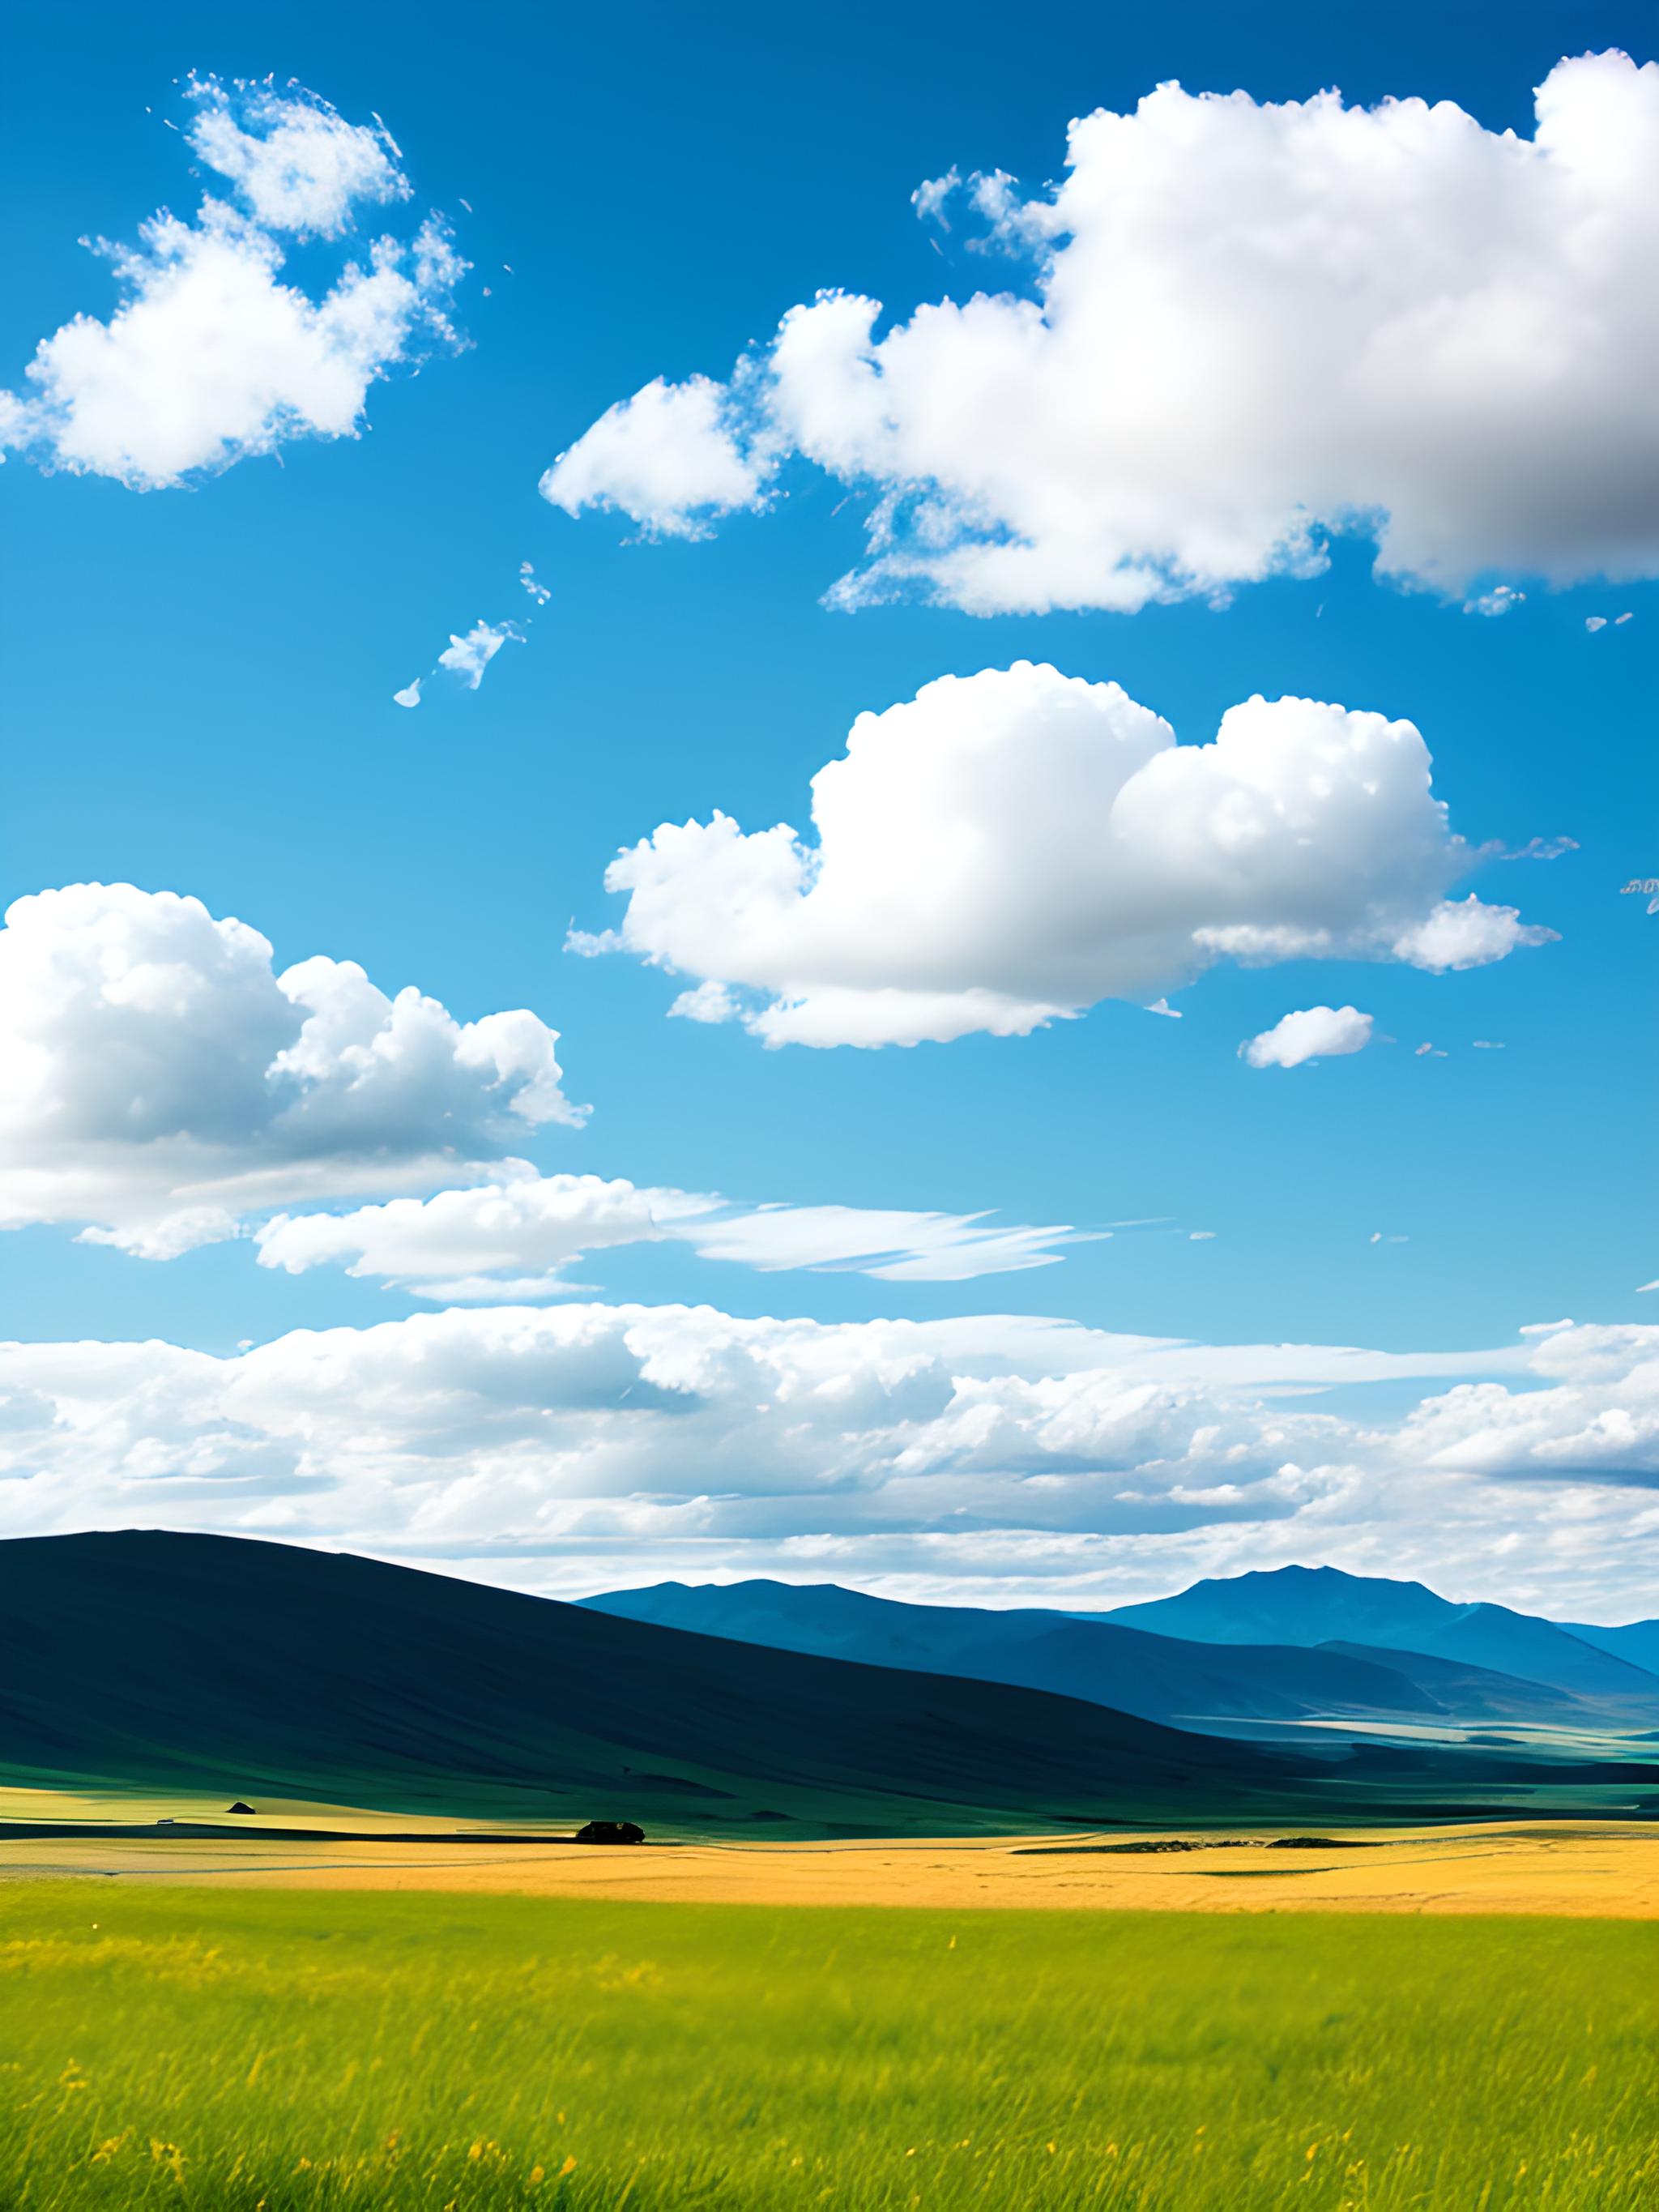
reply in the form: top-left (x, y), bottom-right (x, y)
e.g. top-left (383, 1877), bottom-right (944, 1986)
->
top-left (2, 1889), bottom-right (1655, 2211)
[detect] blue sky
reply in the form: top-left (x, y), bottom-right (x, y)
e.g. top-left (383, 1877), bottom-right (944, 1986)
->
top-left (0, 1), bottom-right (1653, 1612)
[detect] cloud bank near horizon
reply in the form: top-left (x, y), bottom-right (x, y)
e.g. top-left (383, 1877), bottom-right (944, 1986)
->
top-left (0, 1305), bottom-right (1649, 1616)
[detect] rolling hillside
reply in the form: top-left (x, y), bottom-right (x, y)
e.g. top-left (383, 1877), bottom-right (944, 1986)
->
top-left (582, 1578), bottom-right (1604, 1736)
top-left (0, 1530), bottom-right (1320, 1835)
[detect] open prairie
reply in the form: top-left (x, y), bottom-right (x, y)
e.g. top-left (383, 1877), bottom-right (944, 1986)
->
top-left (2, 1886), bottom-right (1655, 2212)
top-left (2, 1804), bottom-right (1657, 1917)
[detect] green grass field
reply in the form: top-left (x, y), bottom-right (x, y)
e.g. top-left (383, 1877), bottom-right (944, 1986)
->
top-left (2, 1887), bottom-right (1654, 2210)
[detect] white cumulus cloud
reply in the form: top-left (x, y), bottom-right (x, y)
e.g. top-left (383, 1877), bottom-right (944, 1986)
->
top-left (667, 979), bottom-right (744, 1026)
top-left (544, 53), bottom-right (1659, 616)
top-left (542, 374), bottom-right (772, 538)
top-left (184, 75), bottom-right (411, 238)
top-left (1242, 1006), bottom-right (1373, 1070)
top-left (2, 78), bottom-right (464, 489)
top-left (0, 883), bottom-right (582, 1256)
top-left (911, 169), bottom-right (962, 227)
top-left (577, 663), bottom-right (1554, 1048)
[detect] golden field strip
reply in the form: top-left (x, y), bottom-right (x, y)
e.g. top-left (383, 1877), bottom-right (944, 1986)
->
top-left (2, 1793), bottom-right (1653, 1915)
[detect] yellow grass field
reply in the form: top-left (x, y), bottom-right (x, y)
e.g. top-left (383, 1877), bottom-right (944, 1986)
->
top-left (2, 1791), bottom-right (1653, 1916)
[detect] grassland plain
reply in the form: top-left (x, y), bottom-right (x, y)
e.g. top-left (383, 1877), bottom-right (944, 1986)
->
top-left (2, 1887), bottom-right (1656, 2212)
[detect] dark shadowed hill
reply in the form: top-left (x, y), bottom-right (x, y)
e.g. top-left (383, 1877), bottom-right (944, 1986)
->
top-left (1090, 1566), bottom-right (1659, 1706)
top-left (580, 1578), bottom-right (1612, 1736)
top-left (0, 1529), bottom-right (1320, 1835)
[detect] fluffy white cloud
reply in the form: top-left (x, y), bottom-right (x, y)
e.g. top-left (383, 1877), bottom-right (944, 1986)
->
top-left (668, 979), bottom-right (744, 1025)
top-left (577, 663), bottom-right (1553, 1048)
top-left (2, 79), bottom-right (463, 489)
top-left (1389, 896), bottom-right (1544, 971)
top-left (0, 889), bottom-right (1077, 1284)
top-left (911, 170), bottom-right (962, 227)
top-left (0, 883), bottom-right (582, 1255)
top-left (1243, 1005), bottom-right (1374, 1070)
top-left (254, 1170), bottom-right (1088, 1297)
top-left (545, 53), bottom-right (1659, 615)
top-left (0, 1306), bottom-right (1649, 1615)
top-left (256, 1172), bottom-right (676, 1299)
top-left (185, 75), bottom-right (409, 238)
top-left (1397, 1322), bottom-right (1659, 1488)
top-left (541, 374), bottom-right (770, 538)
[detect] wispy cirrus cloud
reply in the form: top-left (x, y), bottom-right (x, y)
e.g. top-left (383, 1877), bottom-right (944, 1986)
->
top-left (254, 1171), bottom-right (1094, 1297)
top-left (392, 566), bottom-right (552, 707)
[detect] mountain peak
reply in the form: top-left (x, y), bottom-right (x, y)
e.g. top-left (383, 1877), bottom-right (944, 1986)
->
top-left (1097, 1562), bottom-right (1658, 1698)
top-left (1210, 1564), bottom-right (1434, 1597)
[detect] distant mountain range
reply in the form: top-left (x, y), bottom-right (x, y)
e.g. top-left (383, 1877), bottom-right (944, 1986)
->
top-left (4, 1535), bottom-right (1654, 1837)
top-left (1085, 1566), bottom-right (1659, 1703)
top-left (585, 1566), bottom-right (1659, 1741)
top-left (1567, 1618), bottom-right (1659, 1676)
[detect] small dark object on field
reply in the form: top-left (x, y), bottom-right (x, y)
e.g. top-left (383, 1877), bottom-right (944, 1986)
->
top-left (226, 1801), bottom-right (256, 1815)
top-left (1098, 1838), bottom-right (1254, 1854)
top-left (1268, 1834), bottom-right (1379, 1849)
top-left (574, 1819), bottom-right (646, 1845)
